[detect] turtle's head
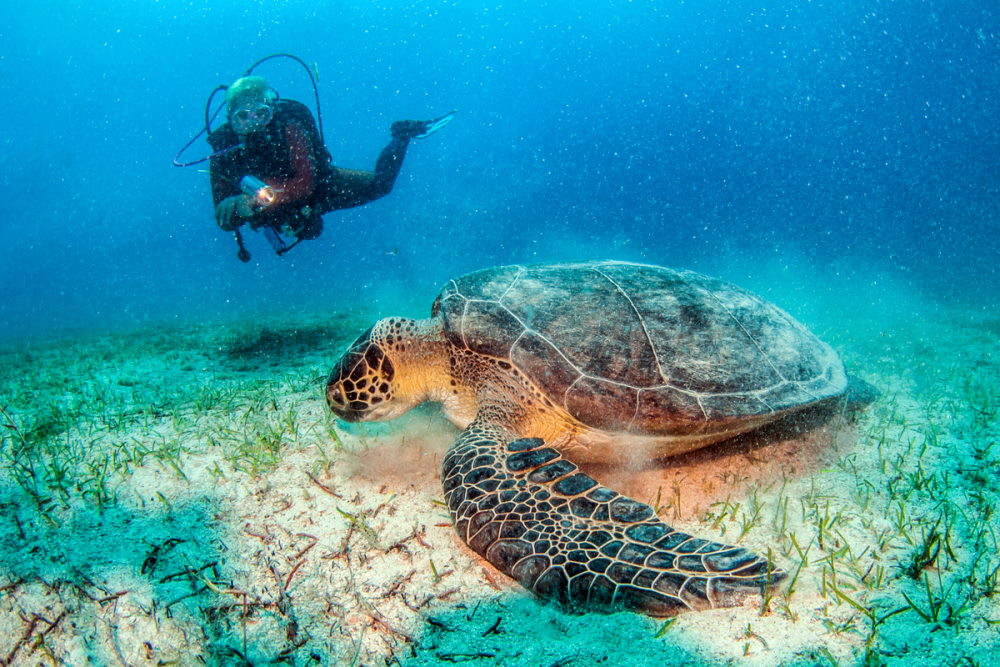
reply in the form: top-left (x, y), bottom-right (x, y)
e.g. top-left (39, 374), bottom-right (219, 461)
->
top-left (326, 318), bottom-right (430, 422)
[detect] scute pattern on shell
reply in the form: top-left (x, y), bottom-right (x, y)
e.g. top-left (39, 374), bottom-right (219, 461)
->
top-left (435, 261), bottom-right (846, 434)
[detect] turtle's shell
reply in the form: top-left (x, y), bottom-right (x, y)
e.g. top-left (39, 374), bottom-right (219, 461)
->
top-left (432, 261), bottom-right (846, 436)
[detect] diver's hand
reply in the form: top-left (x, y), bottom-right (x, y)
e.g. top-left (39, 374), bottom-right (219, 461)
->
top-left (216, 195), bottom-right (256, 231)
top-left (390, 119), bottom-right (429, 140)
top-left (216, 197), bottom-right (241, 231)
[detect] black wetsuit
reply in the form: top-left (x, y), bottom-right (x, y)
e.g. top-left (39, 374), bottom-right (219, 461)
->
top-left (208, 99), bottom-right (412, 240)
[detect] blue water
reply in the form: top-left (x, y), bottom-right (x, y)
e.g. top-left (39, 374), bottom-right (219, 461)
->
top-left (3, 1), bottom-right (998, 342)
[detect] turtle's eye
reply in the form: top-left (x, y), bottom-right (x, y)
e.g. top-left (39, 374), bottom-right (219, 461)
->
top-left (326, 379), bottom-right (350, 415)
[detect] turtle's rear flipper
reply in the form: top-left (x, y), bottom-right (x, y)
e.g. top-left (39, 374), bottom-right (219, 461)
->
top-left (442, 426), bottom-right (785, 616)
top-left (844, 375), bottom-right (880, 411)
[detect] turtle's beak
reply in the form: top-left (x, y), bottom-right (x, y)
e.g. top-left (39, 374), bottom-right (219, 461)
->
top-left (325, 380), bottom-right (352, 419)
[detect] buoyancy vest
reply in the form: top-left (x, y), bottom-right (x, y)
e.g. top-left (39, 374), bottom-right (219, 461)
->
top-left (208, 99), bottom-right (334, 211)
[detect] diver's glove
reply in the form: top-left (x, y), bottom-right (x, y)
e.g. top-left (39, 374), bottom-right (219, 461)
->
top-left (216, 195), bottom-right (256, 231)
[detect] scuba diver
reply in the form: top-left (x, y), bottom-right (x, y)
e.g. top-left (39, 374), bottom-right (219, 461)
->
top-left (174, 54), bottom-right (453, 261)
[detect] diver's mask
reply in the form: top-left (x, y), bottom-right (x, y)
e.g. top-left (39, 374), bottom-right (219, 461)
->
top-left (230, 101), bottom-right (274, 135)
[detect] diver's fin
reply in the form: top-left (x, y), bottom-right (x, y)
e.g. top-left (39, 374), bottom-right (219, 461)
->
top-left (416, 110), bottom-right (456, 138)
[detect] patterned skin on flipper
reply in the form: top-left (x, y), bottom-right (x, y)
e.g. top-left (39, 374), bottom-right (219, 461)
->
top-left (442, 423), bottom-right (785, 616)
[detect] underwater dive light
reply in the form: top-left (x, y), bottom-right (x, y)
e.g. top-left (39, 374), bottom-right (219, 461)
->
top-left (240, 175), bottom-right (277, 209)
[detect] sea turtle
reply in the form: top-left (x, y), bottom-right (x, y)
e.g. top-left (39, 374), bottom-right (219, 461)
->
top-left (326, 261), bottom-right (848, 616)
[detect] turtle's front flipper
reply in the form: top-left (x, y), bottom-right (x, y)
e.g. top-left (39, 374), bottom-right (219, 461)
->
top-left (442, 424), bottom-right (784, 616)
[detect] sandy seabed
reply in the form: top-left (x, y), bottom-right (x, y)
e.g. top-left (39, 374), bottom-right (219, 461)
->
top-left (0, 277), bottom-right (997, 666)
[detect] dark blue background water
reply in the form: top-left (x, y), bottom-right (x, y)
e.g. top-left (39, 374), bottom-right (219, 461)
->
top-left (3, 1), bottom-right (998, 342)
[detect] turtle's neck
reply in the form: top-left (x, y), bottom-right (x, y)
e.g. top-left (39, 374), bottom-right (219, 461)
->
top-left (391, 317), bottom-right (455, 405)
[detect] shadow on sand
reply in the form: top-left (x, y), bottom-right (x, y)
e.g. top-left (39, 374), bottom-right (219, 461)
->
top-left (0, 483), bottom-right (327, 665)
